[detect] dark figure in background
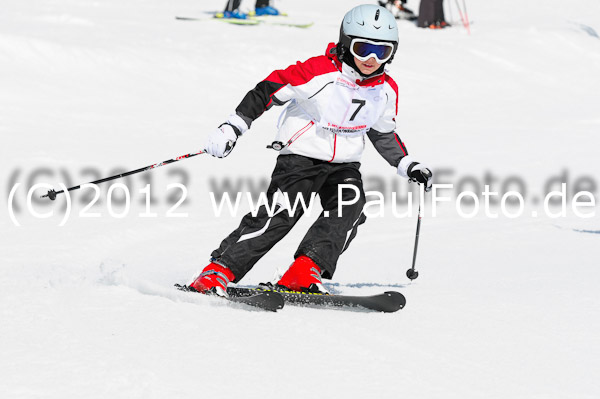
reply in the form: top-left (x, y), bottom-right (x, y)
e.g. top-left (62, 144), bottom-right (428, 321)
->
top-left (222, 0), bottom-right (280, 19)
top-left (418, 0), bottom-right (449, 29)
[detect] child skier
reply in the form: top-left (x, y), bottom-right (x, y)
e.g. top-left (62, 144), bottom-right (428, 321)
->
top-left (190, 4), bottom-right (433, 296)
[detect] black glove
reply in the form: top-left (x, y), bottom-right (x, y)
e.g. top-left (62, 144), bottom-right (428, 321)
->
top-left (408, 162), bottom-right (433, 192)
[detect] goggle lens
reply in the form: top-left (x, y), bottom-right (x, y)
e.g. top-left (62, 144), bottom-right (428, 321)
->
top-left (351, 40), bottom-right (394, 61)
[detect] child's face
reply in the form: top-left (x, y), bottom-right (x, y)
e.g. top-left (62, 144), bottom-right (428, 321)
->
top-left (354, 56), bottom-right (381, 76)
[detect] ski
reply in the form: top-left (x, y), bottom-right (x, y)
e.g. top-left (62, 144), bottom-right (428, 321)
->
top-left (175, 15), bottom-right (313, 29)
top-left (249, 15), bottom-right (314, 29)
top-left (176, 283), bottom-right (405, 312)
top-left (227, 285), bottom-right (406, 313)
top-left (175, 16), bottom-right (260, 25)
top-left (175, 284), bottom-right (284, 312)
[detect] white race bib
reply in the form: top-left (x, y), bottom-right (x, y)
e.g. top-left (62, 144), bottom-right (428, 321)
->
top-left (318, 76), bottom-right (385, 137)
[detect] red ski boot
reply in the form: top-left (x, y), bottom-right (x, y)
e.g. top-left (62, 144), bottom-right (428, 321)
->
top-left (277, 255), bottom-right (327, 293)
top-left (189, 263), bottom-right (235, 297)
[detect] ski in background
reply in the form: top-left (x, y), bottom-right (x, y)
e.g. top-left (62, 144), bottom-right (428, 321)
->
top-left (249, 15), bottom-right (314, 29)
top-left (175, 16), bottom-right (260, 25)
top-left (176, 11), bottom-right (313, 28)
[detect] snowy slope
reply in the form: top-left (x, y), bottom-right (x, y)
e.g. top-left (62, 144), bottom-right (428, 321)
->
top-left (1, 0), bottom-right (600, 398)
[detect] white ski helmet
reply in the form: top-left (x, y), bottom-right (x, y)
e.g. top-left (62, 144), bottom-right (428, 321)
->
top-left (338, 4), bottom-right (399, 64)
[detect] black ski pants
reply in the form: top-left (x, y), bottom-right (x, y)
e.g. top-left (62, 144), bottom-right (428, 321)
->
top-left (211, 154), bottom-right (367, 282)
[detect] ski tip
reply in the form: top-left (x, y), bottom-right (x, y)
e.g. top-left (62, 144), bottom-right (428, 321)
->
top-left (383, 291), bottom-right (406, 312)
top-left (175, 283), bottom-right (191, 291)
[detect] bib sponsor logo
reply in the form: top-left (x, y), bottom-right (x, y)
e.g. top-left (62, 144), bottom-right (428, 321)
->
top-left (335, 76), bottom-right (357, 90)
top-left (323, 122), bottom-right (367, 136)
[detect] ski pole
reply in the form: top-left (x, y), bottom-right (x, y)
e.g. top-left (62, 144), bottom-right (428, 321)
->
top-left (453, 0), bottom-right (469, 34)
top-left (406, 204), bottom-right (422, 280)
top-left (462, 0), bottom-right (471, 35)
top-left (41, 150), bottom-right (205, 200)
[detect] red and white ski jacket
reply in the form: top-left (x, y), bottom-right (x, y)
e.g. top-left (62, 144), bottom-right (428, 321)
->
top-left (230, 43), bottom-right (409, 167)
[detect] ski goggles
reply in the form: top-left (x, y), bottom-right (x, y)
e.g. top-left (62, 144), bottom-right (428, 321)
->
top-left (349, 38), bottom-right (395, 63)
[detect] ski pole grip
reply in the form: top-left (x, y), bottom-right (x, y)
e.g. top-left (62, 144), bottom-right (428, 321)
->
top-left (41, 189), bottom-right (58, 200)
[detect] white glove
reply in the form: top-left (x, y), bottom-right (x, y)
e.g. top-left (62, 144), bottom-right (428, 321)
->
top-left (204, 114), bottom-right (248, 158)
top-left (397, 155), bottom-right (433, 192)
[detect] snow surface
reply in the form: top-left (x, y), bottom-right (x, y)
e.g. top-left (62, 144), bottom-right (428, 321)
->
top-left (1, 0), bottom-right (600, 398)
